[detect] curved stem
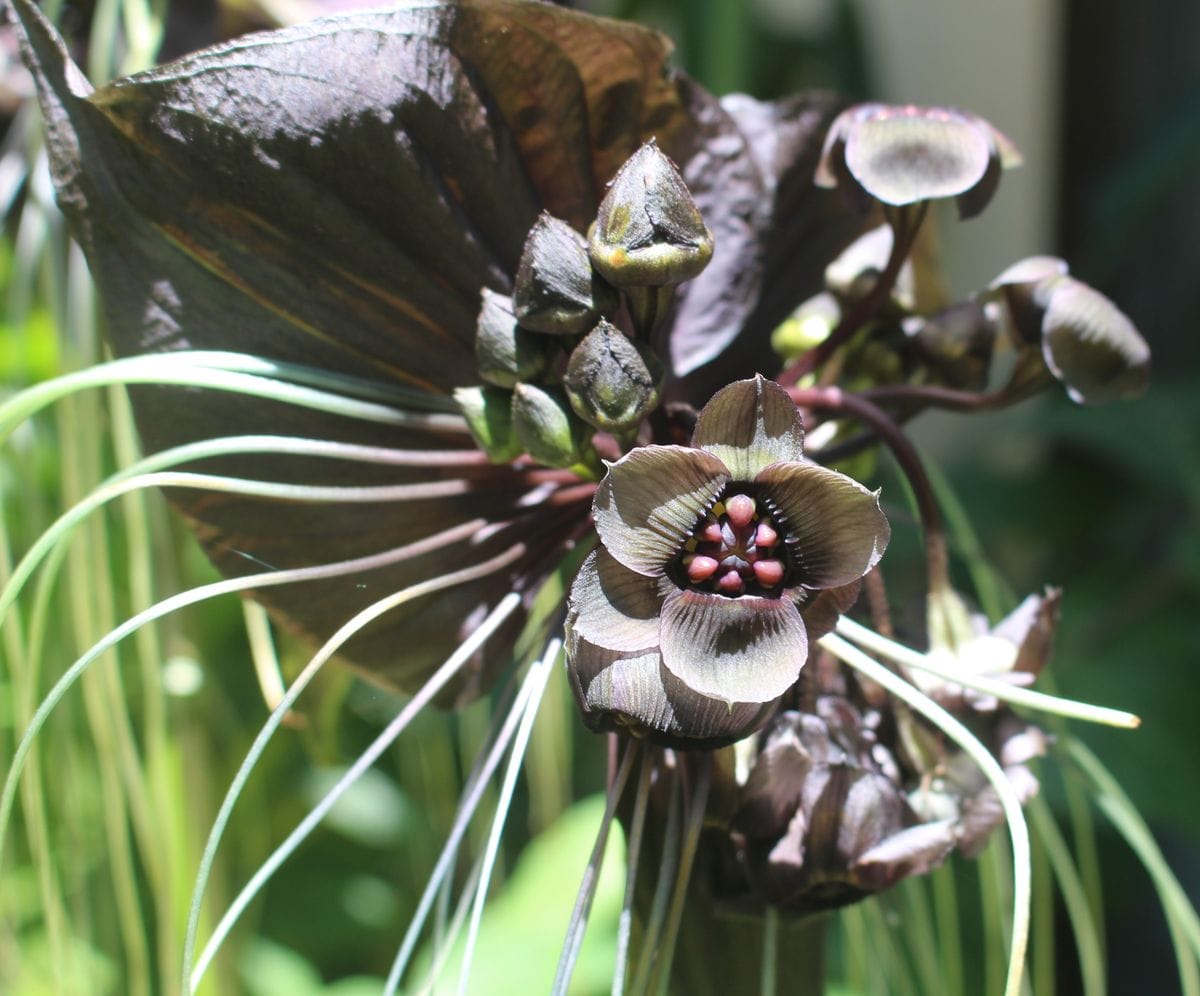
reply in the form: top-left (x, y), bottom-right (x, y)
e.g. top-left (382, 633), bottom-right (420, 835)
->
top-left (788, 384), bottom-right (950, 593)
top-left (779, 202), bottom-right (928, 384)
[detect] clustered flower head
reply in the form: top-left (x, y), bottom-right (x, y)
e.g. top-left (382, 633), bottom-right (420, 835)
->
top-left (456, 140), bottom-right (707, 470)
top-left (566, 376), bottom-right (890, 747)
top-left (9, 0), bottom-right (1159, 981)
top-left (717, 700), bottom-right (1046, 915)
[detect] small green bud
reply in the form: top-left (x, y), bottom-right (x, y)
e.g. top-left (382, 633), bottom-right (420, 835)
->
top-left (904, 300), bottom-right (996, 391)
top-left (454, 385), bottom-right (522, 463)
top-left (513, 212), bottom-right (618, 335)
top-left (474, 288), bottom-right (551, 388)
top-left (564, 320), bottom-right (663, 432)
top-left (511, 383), bottom-right (592, 468)
top-left (588, 141), bottom-right (714, 288)
top-left (771, 291), bottom-right (840, 361)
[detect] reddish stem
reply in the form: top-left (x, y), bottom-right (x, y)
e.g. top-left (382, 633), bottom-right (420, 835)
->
top-left (788, 384), bottom-right (950, 594)
top-left (779, 202), bottom-right (928, 385)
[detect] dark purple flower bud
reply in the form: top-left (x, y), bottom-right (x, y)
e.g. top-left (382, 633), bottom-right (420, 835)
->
top-left (513, 212), bottom-right (618, 336)
top-left (474, 288), bottom-right (552, 388)
top-left (563, 320), bottom-right (664, 432)
top-left (731, 706), bottom-right (955, 912)
top-left (588, 141), bottom-right (714, 288)
top-left (992, 257), bottom-right (1151, 404)
top-left (825, 224), bottom-right (918, 312)
top-left (903, 299), bottom-right (999, 391)
top-left (816, 103), bottom-right (1022, 219)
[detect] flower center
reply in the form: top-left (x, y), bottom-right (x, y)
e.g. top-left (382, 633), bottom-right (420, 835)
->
top-left (679, 492), bottom-right (788, 597)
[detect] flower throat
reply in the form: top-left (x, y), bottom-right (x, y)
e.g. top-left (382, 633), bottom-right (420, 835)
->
top-left (677, 490), bottom-right (790, 598)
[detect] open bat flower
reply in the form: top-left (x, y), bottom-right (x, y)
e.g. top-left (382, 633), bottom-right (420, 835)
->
top-left (816, 102), bottom-right (1022, 219)
top-left (566, 377), bottom-right (890, 747)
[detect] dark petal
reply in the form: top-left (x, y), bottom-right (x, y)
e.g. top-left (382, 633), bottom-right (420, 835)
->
top-left (841, 104), bottom-right (995, 207)
top-left (565, 631), bottom-right (776, 748)
top-left (991, 255), bottom-right (1070, 345)
top-left (733, 722), bottom-right (811, 840)
top-left (593, 445), bottom-right (728, 576)
top-left (992, 255), bottom-right (1071, 288)
top-left (1041, 277), bottom-right (1151, 404)
top-left (691, 375), bottom-right (805, 480)
top-left (834, 769), bottom-right (913, 864)
top-left (658, 587), bottom-right (808, 703)
top-left (814, 106), bottom-right (876, 214)
top-left (756, 461), bottom-right (890, 589)
top-left (795, 579), bottom-right (862, 644)
top-left (852, 821), bottom-right (957, 891)
top-left (762, 807), bottom-right (810, 901)
top-left (566, 548), bottom-right (663, 654)
top-left (992, 586), bottom-right (1062, 677)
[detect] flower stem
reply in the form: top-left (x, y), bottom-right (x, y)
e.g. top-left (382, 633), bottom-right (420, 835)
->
top-left (779, 202), bottom-right (928, 384)
top-left (788, 384), bottom-right (951, 594)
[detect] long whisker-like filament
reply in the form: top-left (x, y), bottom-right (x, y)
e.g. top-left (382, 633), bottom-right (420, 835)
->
top-left (0, 517), bottom-right (504, 861)
top-left (821, 632), bottom-right (1032, 996)
top-left (643, 750), bottom-right (713, 995)
top-left (0, 350), bottom-right (469, 441)
top-left (455, 639), bottom-right (562, 996)
top-left (187, 581), bottom-right (527, 990)
top-left (835, 615), bottom-right (1140, 729)
top-left (382, 672), bottom-right (533, 994)
top-left (629, 761), bottom-right (682, 996)
top-left (552, 739), bottom-right (641, 996)
top-left (611, 749), bottom-right (653, 996)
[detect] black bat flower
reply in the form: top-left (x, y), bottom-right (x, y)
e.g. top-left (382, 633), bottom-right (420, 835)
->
top-left (10, 0), bottom-right (858, 702)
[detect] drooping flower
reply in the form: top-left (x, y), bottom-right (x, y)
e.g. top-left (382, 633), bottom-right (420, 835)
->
top-left (990, 256), bottom-right (1151, 404)
top-left (566, 376), bottom-right (890, 747)
top-left (721, 698), bottom-right (1046, 915)
top-left (816, 102), bottom-right (1022, 218)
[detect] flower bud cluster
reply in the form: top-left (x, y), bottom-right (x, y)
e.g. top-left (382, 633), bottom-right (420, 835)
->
top-left (774, 223), bottom-right (1150, 406)
top-left (456, 142), bottom-right (712, 469)
top-left (775, 102), bottom-right (1149, 406)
